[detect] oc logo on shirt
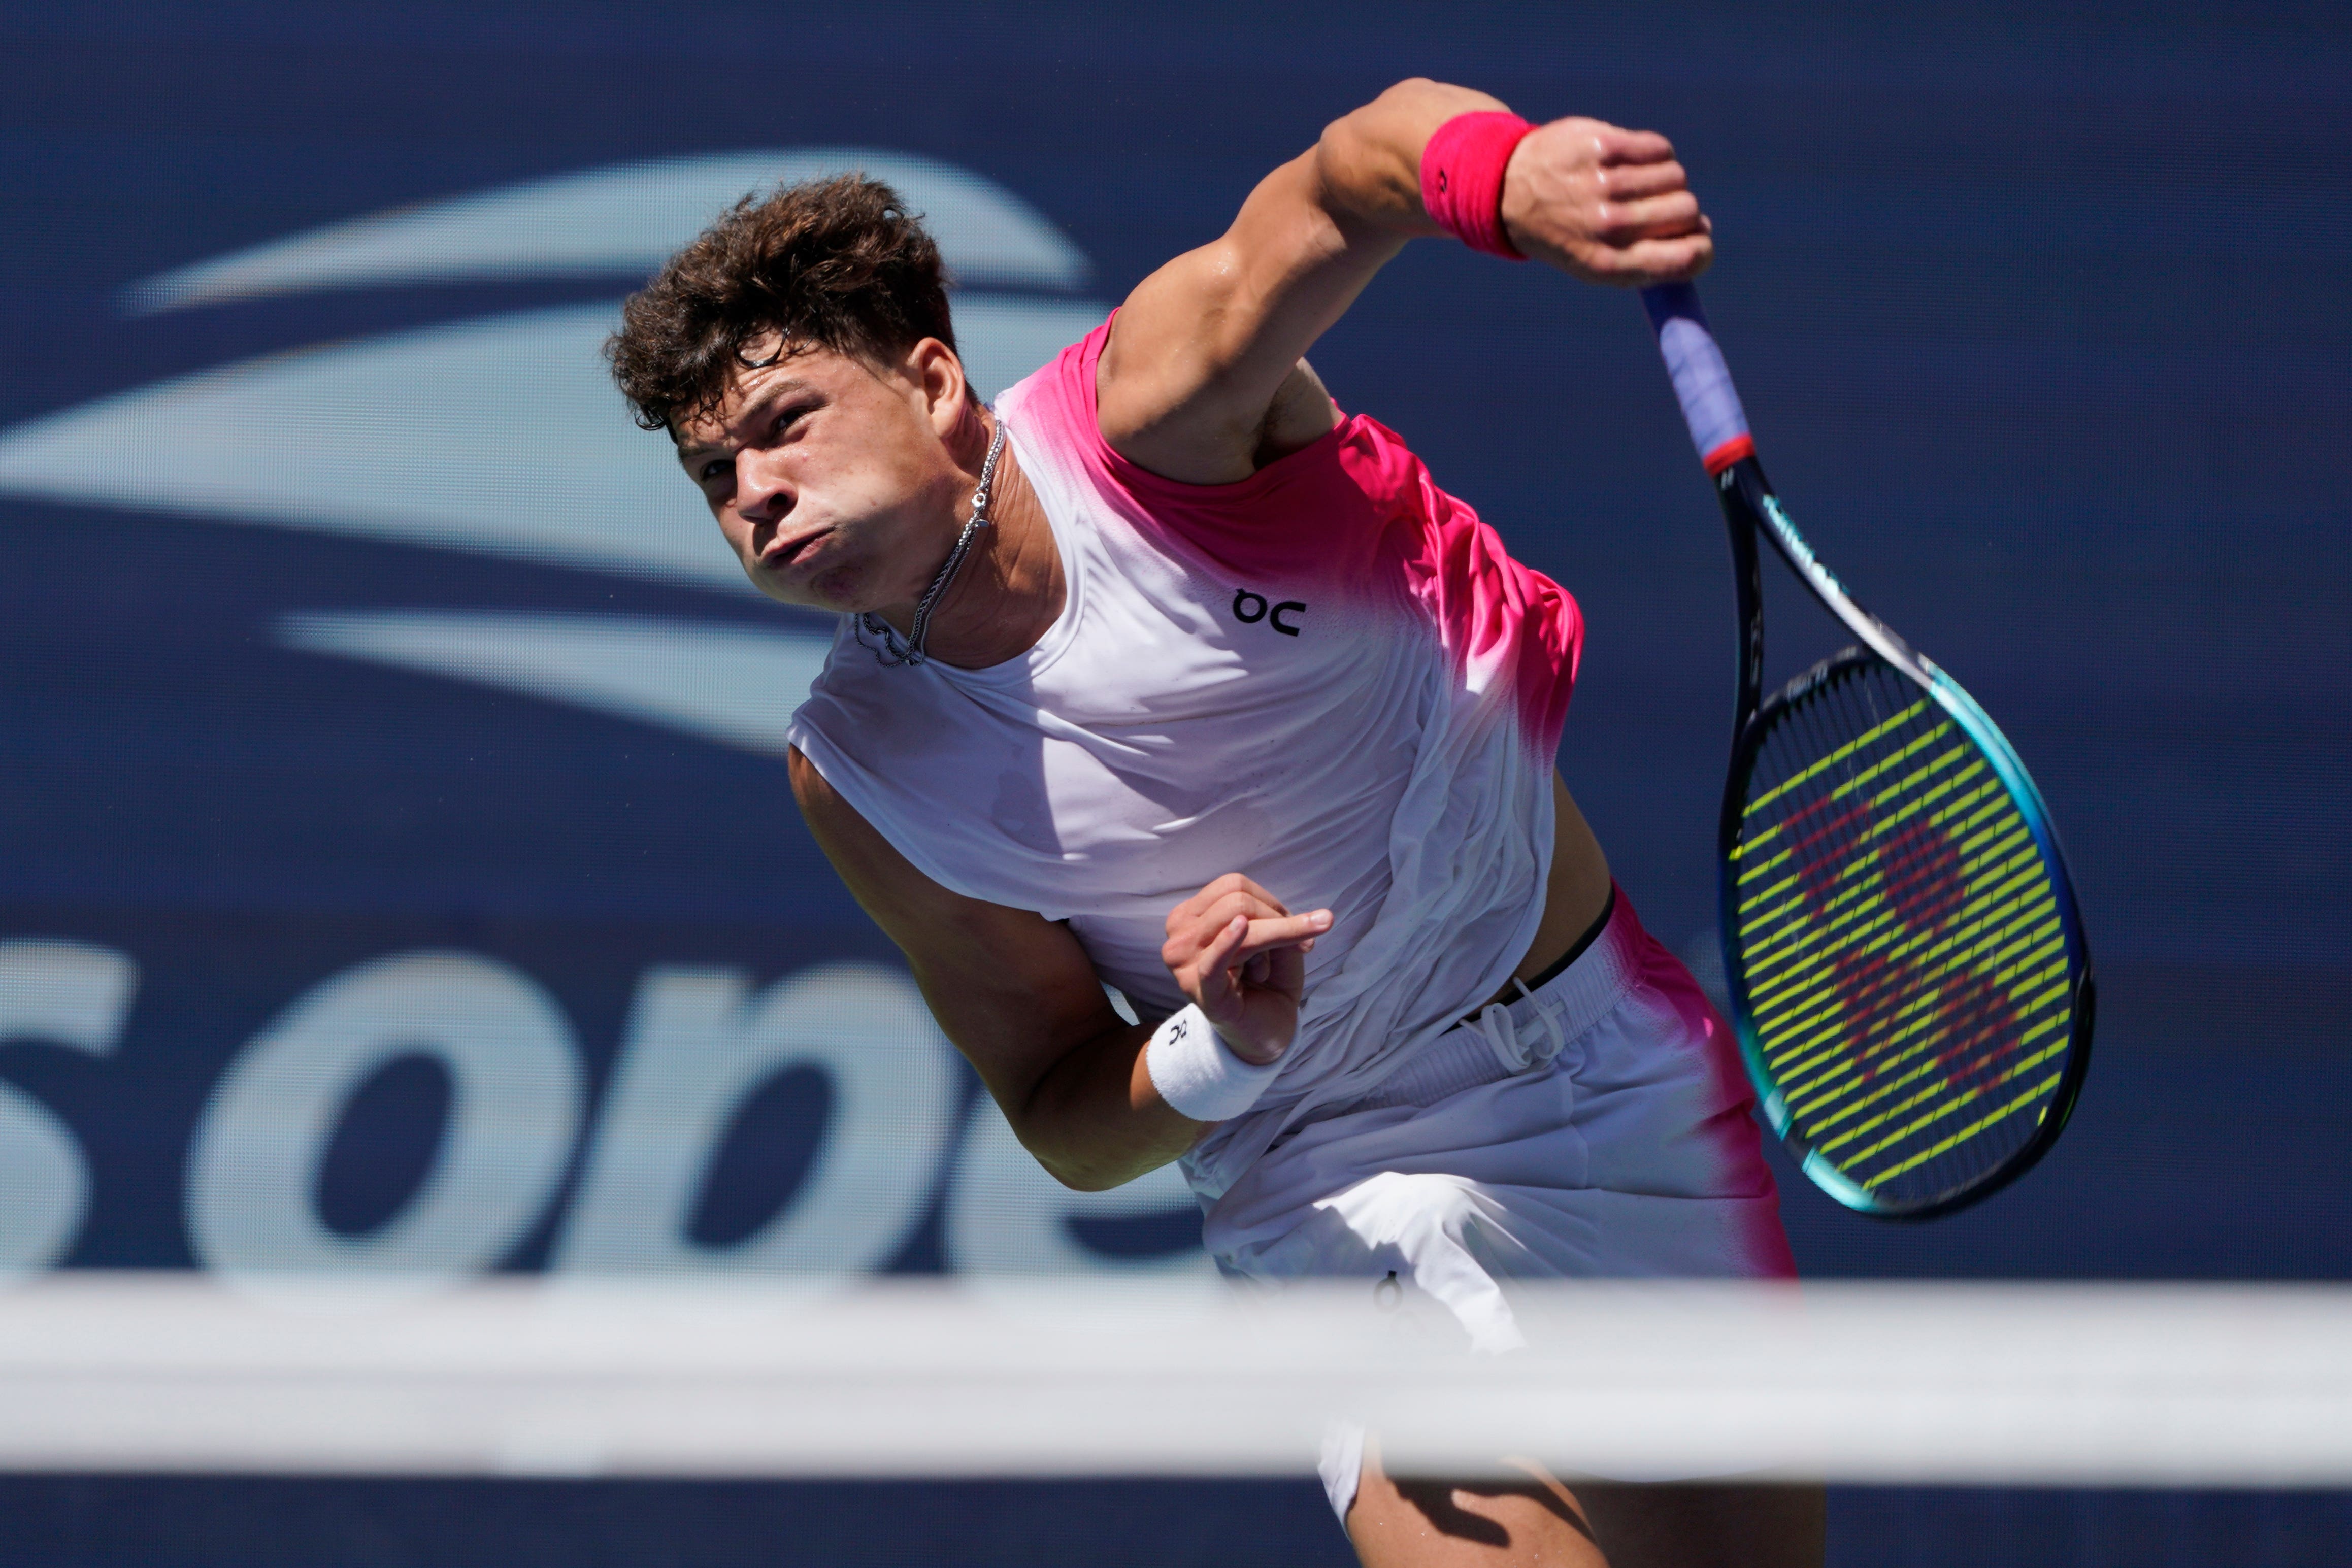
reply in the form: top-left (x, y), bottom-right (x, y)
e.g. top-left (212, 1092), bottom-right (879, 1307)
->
top-left (1231, 589), bottom-right (1306, 637)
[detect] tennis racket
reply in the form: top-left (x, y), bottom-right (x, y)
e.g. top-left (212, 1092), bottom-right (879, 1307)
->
top-left (1639, 282), bottom-right (2094, 1220)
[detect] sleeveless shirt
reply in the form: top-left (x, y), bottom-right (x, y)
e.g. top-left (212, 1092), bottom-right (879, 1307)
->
top-left (787, 319), bottom-right (1583, 1203)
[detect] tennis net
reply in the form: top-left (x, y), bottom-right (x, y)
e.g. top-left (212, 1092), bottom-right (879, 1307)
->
top-left (1, 1275), bottom-right (2345, 1488)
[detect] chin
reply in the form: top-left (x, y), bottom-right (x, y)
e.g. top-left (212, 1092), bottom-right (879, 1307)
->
top-left (803, 562), bottom-right (879, 613)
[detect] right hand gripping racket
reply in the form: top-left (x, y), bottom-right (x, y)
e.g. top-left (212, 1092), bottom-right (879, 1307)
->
top-left (1639, 282), bottom-right (2095, 1220)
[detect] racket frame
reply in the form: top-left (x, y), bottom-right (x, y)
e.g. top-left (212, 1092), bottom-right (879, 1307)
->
top-left (1712, 451), bottom-right (2097, 1220)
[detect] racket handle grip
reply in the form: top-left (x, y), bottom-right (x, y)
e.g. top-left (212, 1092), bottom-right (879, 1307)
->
top-left (1640, 283), bottom-right (1754, 475)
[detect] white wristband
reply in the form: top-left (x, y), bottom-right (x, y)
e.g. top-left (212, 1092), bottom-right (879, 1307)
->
top-left (1145, 1003), bottom-right (1279, 1122)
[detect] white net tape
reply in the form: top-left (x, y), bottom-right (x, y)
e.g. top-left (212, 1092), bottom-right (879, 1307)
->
top-left (2, 1276), bottom-right (2346, 1487)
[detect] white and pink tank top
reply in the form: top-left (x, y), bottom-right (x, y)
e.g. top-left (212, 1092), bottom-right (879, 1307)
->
top-left (787, 320), bottom-right (1583, 1202)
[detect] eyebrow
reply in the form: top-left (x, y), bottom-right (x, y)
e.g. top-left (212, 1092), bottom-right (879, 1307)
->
top-left (673, 376), bottom-right (814, 466)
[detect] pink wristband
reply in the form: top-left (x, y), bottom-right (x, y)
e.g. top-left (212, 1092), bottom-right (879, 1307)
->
top-left (1420, 111), bottom-right (1534, 260)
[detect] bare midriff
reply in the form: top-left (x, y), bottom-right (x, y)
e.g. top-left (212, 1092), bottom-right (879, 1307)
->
top-left (1487, 773), bottom-right (1614, 1005)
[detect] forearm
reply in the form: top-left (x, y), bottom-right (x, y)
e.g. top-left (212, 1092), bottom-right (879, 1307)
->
top-left (1013, 1018), bottom-right (1203, 1192)
top-left (1311, 77), bottom-right (1513, 240)
top-left (1005, 872), bottom-right (1329, 1191)
top-left (1104, 78), bottom-right (1706, 480)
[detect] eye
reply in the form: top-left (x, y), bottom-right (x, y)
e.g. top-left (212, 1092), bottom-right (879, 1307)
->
top-left (772, 401), bottom-right (816, 437)
top-left (699, 458), bottom-right (731, 483)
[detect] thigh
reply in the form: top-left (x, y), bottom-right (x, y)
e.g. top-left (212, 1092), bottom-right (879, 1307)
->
top-left (1346, 1443), bottom-right (1606, 1568)
top-left (1576, 1478), bottom-right (1826, 1568)
top-left (1347, 1444), bottom-right (1825, 1568)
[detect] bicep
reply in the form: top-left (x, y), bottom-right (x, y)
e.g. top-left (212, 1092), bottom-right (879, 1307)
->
top-left (1094, 78), bottom-right (1509, 484)
top-left (1096, 153), bottom-right (1400, 483)
top-left (786, 747), bottom-right (1123, 1120)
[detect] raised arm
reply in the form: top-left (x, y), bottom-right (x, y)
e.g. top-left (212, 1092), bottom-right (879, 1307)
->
top-left (1098, 78), bottom-right (1713, 483)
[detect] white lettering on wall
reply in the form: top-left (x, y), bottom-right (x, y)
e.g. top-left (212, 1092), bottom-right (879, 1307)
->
top-left (0, 942), bottom-right (139, 1282)
top-left (556, 962), bottom-right (957, 1277)
top-left (185, 951), bottom-right (582, 1289)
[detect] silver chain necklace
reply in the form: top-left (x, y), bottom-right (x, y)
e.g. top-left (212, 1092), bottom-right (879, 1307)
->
top-left (855, 412), bottom-right (1007, 669)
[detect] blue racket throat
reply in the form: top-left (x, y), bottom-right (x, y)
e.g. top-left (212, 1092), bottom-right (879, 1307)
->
top-left (1640, 283), bottom-right (2095, 1221)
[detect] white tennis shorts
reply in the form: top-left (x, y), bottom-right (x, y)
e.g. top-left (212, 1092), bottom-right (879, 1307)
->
top-left (1200, 886), bottom-right (1797, 1520)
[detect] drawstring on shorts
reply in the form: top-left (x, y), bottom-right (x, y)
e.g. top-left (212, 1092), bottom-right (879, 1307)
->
top-left (1305, 893), bottom-right (1639, 1124)
top-left (1460, 975), bottom-right (1569, 1075)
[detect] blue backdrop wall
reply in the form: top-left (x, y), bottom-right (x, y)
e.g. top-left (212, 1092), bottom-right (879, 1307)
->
top-left (1, 2), bottom-right (2346, 1563)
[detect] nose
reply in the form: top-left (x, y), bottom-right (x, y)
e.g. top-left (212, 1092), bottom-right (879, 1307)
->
top-left (734, 447), bottom-right (794, 535)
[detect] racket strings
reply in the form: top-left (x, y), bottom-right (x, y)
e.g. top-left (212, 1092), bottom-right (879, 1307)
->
top-left (1777, 671), bottom-right (2068, 1191)
top-left (1747, 858), bottom-right (2059, 1070)
top-left (1770, 925), bottom-right (2065, 1121)
top-left (1729, 657), bottom-right (2077, 1207)
top-left (1771, 670), bottom-right (2068, 1187)
top-left (1737, 777), bottom-right (2025, 1004)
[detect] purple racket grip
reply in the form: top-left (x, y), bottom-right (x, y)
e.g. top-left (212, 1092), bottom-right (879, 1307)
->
top-left (1641, 283), bottom-right (1754, 475)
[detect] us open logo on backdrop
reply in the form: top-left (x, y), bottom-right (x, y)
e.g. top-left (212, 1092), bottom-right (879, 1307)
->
top-left (0, 152), bottom-right (1208, 1289)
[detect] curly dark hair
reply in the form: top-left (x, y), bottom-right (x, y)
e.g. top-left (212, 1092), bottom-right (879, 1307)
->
top-left (607, 173), bottom-right (960, 433)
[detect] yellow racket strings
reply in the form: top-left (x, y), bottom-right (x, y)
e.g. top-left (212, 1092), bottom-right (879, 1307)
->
top-left (1730, 661), bottom-right (2073, 1203)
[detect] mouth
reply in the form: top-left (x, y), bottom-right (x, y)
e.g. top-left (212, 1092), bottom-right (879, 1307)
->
top-left (759, 528), bottom-right (830, 573)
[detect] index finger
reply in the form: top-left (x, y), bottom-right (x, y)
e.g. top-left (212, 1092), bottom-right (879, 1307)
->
top-left (1228, 910), bottom-right (1333, 959)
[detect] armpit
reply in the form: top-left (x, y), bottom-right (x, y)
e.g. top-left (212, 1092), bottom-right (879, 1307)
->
top-left (1252, 359), bottom-right (1343, 470)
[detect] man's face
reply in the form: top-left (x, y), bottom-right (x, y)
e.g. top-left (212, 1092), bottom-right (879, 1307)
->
top-left (671, 337), bottom-right (968, 614)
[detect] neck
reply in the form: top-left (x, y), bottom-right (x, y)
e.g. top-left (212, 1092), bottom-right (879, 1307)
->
top-left (875, 410), bottom-right (1064, 671)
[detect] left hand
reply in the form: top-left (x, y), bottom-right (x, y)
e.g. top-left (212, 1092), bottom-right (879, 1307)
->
top-left (1500, 117), bottom-right (1714, 287)
top-left (1160, 873), bottom-right (1332, 1067)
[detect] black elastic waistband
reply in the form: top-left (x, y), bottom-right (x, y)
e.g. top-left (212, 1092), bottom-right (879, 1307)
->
top-left (1448, 884), bottom-right (1620, 1036)
top-left (1513, 882), bottom-right (1618, 997)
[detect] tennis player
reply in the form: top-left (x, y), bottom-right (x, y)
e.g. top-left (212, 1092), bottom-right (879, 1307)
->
top-left (612, 78), bottom-right (1821, 1568)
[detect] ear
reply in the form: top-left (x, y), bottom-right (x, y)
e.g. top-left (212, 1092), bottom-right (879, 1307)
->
top-left (905, 338), bottom-right (972, 436)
